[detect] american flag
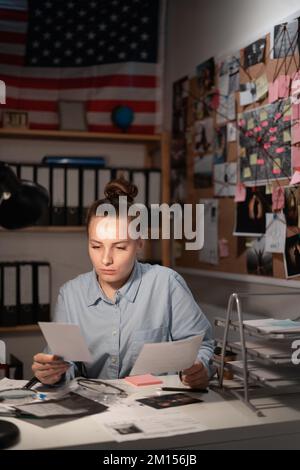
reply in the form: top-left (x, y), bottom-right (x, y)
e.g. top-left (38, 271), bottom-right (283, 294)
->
top-left (0, 0), bottom-right (164, 133)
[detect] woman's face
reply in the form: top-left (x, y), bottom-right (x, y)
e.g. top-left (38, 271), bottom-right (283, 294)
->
top-left (88, 215), bottom-right (143, 284)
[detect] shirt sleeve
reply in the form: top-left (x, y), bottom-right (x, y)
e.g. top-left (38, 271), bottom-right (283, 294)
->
top-left (169, 271), bottom-right (215, 376)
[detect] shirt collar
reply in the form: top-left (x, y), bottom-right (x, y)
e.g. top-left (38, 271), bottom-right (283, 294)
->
top-left (87, 260), bottom-right (142, 306)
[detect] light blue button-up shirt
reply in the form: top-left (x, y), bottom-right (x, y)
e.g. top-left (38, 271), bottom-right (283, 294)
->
top-left (52, 261), bottom-right (214, 380)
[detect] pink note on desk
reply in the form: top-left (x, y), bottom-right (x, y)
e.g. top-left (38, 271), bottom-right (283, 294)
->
top-left (124, 374), bottom-right (163, 386)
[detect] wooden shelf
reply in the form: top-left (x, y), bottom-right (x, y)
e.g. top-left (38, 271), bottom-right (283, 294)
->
top-left (0, 226), bottom-right (86, 233)
top-left (0, 128), bottom-right (162, 143)
top-left (0, 324), bottom-right (40, 333)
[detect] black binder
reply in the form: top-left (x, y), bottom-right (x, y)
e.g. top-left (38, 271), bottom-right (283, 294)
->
top-left (17, 262), bottom-right (34, 325)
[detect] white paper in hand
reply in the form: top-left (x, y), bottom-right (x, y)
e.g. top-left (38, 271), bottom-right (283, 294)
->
top-left (130, 334), bottom-right (203, 376)
top-left (39, 322), bottom-right (92, 362)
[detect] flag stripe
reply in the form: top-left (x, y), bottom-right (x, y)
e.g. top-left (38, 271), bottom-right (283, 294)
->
top-left (0, 30), bottom-right (26, 44)
top-left (1, 74), bottom-right (158, 89)
top-left (0, 8), bottom-right (28, 22)
top-left (0, 53), bottom-right (24, 65)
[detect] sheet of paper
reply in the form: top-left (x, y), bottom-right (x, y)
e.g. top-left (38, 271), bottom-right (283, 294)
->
top-left (268, 80), bottom-right (279, 104)
top-left (243, 318), bottom-right (300, 333)
top-left (292, 146), bottom-right (300, 168)
top-left (0, 377), bottom-right (28, 390)
top-left (255, 73), bottom-right (269, 100)
top-left (39, 322), bottom-right (92, 362)
top-left (100, 411), bottom-right (208, 442)
top-left (234, 182), bottom-right (246, 202)
top-left (130, 335), bottom-right (203, 376)
top-left (265, 213), bottom-right (286, 253)
top-left (272, 186), bottom-right (285, 211)
top-left (290, 170), bottom-right (300, 186)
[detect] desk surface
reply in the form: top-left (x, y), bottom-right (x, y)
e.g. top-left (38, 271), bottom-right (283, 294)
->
top-left (3, 375), bottom-right (300, 450)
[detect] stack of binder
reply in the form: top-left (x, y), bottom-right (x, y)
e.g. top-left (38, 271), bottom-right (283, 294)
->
top-left (0, 261), bottom-right (51, 327)
top-left (8, 163), bottom-right (162, 227)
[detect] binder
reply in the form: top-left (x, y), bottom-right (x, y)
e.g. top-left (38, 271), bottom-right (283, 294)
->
top-left (34, 262), bottom-right (50, 322)
top-left (18, 263), bottom-right (34, 325)
top-left (132, 172), bottom-right (146, 205)
top-left (66, 168), bottom-right (80, 225)
top-left (20, 164), bottom-right (34, 182)
top-left (148, 171), bottom-right (161, 205)
top-left (36, 166), bottom-right (50, 225)
top-left (97, 169), bottom-right (111, 199)
top-left (1, 264), bottom-right (17, 327)
top-left (82, 169), bottom-right (96, 224)
top-left (51, 167), bottom-right (65, 225)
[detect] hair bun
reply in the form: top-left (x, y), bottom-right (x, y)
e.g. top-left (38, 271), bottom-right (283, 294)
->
top-left (104, 177), bottom-right (138, 203)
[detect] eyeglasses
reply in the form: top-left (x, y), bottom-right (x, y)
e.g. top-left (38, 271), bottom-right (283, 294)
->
top-left (77, 379), bottom-right (128, 399)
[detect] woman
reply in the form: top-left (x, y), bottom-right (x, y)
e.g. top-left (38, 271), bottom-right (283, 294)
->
top-left (32, 178), bottom-right (214, 389)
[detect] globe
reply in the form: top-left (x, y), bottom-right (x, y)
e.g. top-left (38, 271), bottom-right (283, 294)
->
top-left (111, 105), bottom-right (134, 132)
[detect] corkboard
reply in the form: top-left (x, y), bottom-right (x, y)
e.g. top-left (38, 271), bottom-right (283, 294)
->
top-left (175, 32), bottom-right (300, 281)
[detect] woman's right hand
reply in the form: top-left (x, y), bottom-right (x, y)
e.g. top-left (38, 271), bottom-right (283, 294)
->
top-left (32, 353), bottom-right (70, 385)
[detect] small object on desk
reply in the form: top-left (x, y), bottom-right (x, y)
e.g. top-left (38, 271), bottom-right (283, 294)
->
top-left (124, 374), bottom-right (163, 387)
top-left (161, 387), bottom-right (208, 394)
top-left (137, 393), bottom-right (203, 409)
top-left (22, 376), bottom-right (39, 390)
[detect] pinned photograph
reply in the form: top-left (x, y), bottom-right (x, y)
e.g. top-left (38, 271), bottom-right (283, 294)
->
top-left (246, 237), bottom-right (273, 276)
top-left (244, 37), bottom-right (266, 68)
top-left (234, 186), bottom-right (272, 236)
top-left (196, 57), bottom-right (215, 94)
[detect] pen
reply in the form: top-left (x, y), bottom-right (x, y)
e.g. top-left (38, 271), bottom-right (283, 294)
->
top-left (160, 387), bottom-right (208, 393)
top-left (22, 376), bottom-right (40, 390)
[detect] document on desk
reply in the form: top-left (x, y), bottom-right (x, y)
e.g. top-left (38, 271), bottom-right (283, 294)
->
top-left (39, 322), bottom-right (92, 362)
top-left (130, 335), bottom-right (203, 376)
top-left (98, 410), bottom-right (208, 442)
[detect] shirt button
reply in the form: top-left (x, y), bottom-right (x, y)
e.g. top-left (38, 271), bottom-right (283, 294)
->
top-left (112, 330), bottom-right (117, 336)
top-left (111, 356), bottom-right (117, 364)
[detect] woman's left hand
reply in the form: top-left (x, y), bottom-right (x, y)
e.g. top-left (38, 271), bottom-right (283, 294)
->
top-left (180, 361), bottom-right (209, 389)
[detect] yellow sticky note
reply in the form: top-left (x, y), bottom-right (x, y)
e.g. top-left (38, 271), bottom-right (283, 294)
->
top-left (240, 147), bottom-right (246, 158)
top-left (265, 183), bottom-right (273, 194)
top-left (243, 167), bottom-right (252, 178)
top-left (260, 110), bottom-right (268, 121)
top-left (274, 158), bottom-right (282, 168)
top-left (284, 103), bottom-right (292, 117)
top-left (247, 118), bottom-right (255, 130)
top-left (250, 153), bottom-right (258, 165)
top-left (284, 130), bottom-right (291, 142)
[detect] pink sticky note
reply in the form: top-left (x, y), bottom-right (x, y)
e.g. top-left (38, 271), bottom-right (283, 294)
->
top-left (254, 126), bottom-right (262, 133)
top-left (264, 143), bottom-right (271, 149)
top-left (292, 146), bottom-right (300, 168)
top-left (292, 121), bottom-right (300, 144)
top-left (292, 104), bottom-right (300, 120)
top-left (275, 112), bottom-right (282, 120)
top-left (278, 75), bottom-right (291, 98)
top-left (269, 127), bottom-right (278, 133)
top-left (235, 183), bottom-right (246, 202)
top-left (276, 147), bottom-right (285, 154)
top-left (268, 80), bottom-right (279, 104)
top-left (239, 119), bottom-right (246, 127)
top-left (124, 374), bottom-right (163, 386)
top-left (257, 159), bottom-right (265, 165)
top-left (290, 170), bottom-right (300, 186)
top-left (272, 186), bottom-right (285, 210)
top-left (261, 120), bottom-right (269, 127)
top-left (272, 168), bottom-right (281, 174)
top-left (269, 136), bottom-right (277, 142)
top-left (219, 239), bottom-right (229, 258)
